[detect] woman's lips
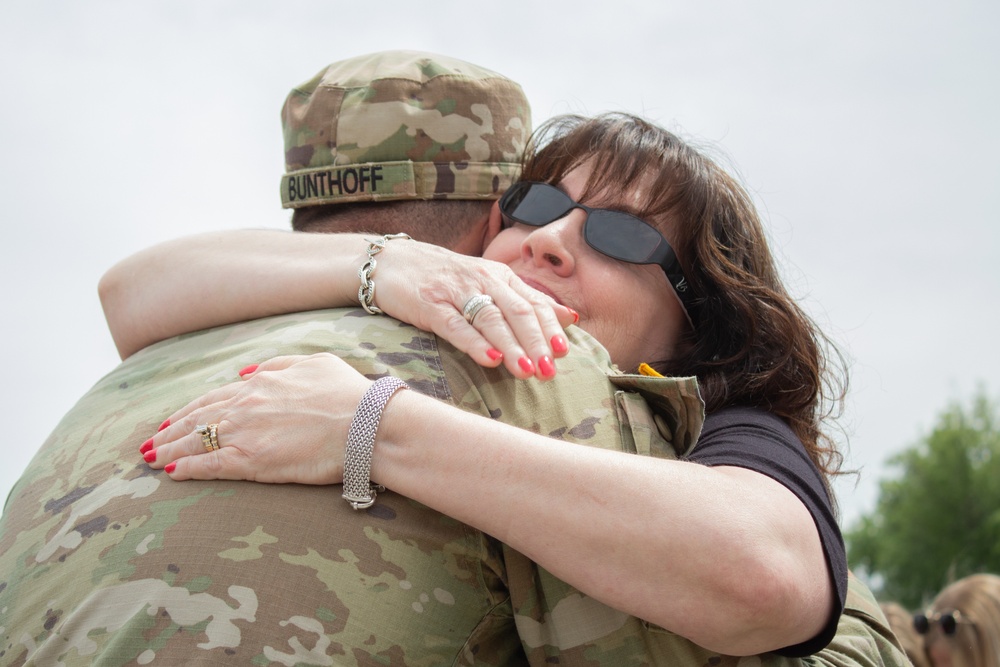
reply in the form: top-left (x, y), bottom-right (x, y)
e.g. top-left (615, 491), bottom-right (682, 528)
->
top-left (519, 276), bottom-right (563, 306)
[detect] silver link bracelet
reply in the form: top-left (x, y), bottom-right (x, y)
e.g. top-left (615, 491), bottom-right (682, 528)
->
top-left (357, 233), bottom-right (411, 315)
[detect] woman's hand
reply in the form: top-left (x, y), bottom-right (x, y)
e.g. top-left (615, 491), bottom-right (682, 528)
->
top-left (371, 239), bottom-right (578, 380)
top-left (140, 354), bottom-right (370, 484)
top-left (101, 230), bottom-right (577, 379)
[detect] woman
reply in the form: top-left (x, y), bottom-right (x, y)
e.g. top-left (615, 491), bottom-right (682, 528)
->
top-left (916, 573), bottom-right (1000, 667)
top-left (105, 113), bottom-right (848, 656)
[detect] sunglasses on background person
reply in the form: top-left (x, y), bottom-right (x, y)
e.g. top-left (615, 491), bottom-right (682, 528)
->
top-left (913, 610), bottom-right (972, 636)
top-left (499, 181), bottom-right (697, 326)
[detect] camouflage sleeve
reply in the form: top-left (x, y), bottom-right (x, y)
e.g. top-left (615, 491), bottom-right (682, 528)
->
top-left (796, 573), bottom-right (909, 667)
top-left (498, 567), bottom-right (907, 666)
top-left (501, 480), bottom-right (906, 665)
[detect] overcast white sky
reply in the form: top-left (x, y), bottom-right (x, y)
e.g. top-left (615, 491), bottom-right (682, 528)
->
top-left (2, 0), bottom-right (997, 532)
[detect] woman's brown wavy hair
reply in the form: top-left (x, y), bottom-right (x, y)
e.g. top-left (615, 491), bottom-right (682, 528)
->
top-left (520, 113), bottom-right (847, 481)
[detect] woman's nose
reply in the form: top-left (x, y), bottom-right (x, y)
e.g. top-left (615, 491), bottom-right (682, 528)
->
top-left (520, 213), bottom-right (583, 275)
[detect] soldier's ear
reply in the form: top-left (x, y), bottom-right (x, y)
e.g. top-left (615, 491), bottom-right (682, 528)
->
top-left (483, 200), bottom-right (504, 248)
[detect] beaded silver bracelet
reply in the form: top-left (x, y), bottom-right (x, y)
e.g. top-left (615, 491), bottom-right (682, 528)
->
top-left (357, 233), bottom-right (411, 315)
top-left (342, 376), bottom-right (409, 510)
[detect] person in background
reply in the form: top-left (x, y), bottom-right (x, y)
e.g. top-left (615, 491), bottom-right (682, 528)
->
top-left (916, 573), bottom-right (1000, 667)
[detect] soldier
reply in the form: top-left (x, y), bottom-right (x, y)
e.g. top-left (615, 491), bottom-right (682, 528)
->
top-left (0, 51), bottom-right (906, 665)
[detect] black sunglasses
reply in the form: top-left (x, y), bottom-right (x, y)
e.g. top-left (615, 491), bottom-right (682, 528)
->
top-left (499, 181), bottom-right (697, 325)
top-left (913, 610), bottom-right (969, 636)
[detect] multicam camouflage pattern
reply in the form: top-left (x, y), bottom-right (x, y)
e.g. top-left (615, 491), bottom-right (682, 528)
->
top-left (0, 310), bottom-right (906, 665)
top-left (280, 50), bottom-right (531, 208)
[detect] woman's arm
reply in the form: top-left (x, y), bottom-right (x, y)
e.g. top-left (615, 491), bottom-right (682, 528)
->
top-left (99, 230), bottom-right (359, 359)
top-left (99, 230), bottom-right (575, 377)
top-left (144, 353), bottom-right (833, 656)
top-left (376, 408), bottom-right (832, 656)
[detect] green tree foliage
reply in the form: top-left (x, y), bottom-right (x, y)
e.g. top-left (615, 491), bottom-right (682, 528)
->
top-left (846, 390), bottom-right (1000, 609)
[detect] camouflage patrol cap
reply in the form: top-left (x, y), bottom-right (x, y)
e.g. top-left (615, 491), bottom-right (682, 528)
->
top-left (280, 50), bottom-right (532, 208)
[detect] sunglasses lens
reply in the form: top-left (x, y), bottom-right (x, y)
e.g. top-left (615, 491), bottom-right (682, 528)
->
top-left (586, 211), bottom-right (664, 263)
top-left (941, 613), bottom-right (958, 635)
top-left (913, 614), bottom-right (930, 634)
top-left (502, 183), bottom-right (573, 226)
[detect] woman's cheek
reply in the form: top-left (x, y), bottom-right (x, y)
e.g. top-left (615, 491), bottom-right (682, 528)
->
top-left (483, 228), bottom-right (527, 263)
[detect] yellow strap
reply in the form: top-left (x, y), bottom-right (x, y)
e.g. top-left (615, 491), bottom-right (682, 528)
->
top-left (638, 363), bottom-right (664, 378)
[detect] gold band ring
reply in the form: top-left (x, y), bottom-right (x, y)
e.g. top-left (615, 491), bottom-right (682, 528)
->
top-left (196, 423), bottom-right (221, 452)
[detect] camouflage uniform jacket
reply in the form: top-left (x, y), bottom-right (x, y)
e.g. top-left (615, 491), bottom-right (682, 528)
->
top-left (0, 309), bottom-right (905, 666)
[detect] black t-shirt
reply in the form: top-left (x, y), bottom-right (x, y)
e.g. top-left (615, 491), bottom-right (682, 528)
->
top-left (683, 406), bottom-right (847, 657)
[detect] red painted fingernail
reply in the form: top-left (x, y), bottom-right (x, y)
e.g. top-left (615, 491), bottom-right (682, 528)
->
top-left (143, 449), bottom-right (157, 463)
top-left (238, 364), bottom-right (259, 377)
top-left (140, 438), bottom-right (154, 454)
top-left (157, 419), bottom-right (170, 432)
top-left (550, 335), bottom-right (568, 355)
top-left (569, 309), bottom-right (579, 324)
top-left (164, 462), bottom-right (176, 474)
top-left (518, 356), bottom-right (534, 374)
top-left (538, 356), bottom-right (556, 378)
top-left (486, 348), bottom-right (503, 361)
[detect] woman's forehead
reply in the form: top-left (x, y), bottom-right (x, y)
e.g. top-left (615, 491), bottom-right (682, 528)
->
top-left (559, 160), bottom-right (659, 221)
